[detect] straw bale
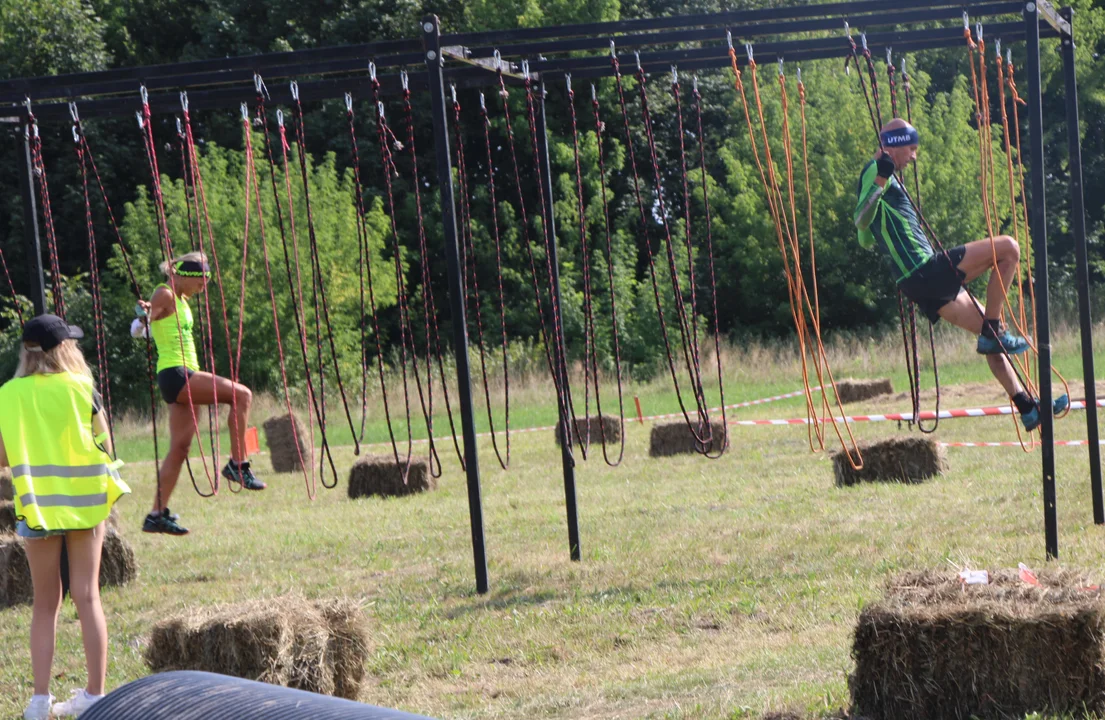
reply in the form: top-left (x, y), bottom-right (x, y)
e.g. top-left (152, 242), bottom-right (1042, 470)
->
top-left (833, 436), bottom-right (947, 487)
top-left (144, 596), bottom-right (371, 699)
top-left (834, 377), bottom-right (894, 404)
top-left (0, 467), bottom-right (11, 501)
top-left (262, 412), bottom-right (312, 473)
top-left (348, 454), bottom-right (434, 499)
top-left (850, 568), bottom-right (1105, 720)
top-left (554, 414), bottom-right (622, 447)
top-left (648, 420), bottom-right (728, 458)
top-left (0, 501), bottom-right (14, 534)
top-left (0, 533), bottom-right (32, 607)
top-left (100, 528), bottom-right (137, 588)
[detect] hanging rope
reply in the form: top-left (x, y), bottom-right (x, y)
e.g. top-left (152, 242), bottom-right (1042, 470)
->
top-left (239, 101), bottom-right (313, 494)
top-left (566, 75), bottom-right (624, 463)
top-left (25, 106), bottom-right (65, 319)
top-left (0, 241), bottom-right (24, 326)
top-left (369, 70), bottom-right (422, 483)
top-left (729, 40), bottom-right (863, 468)
top-left (137, 88), bottom-right (218, 497)
top-left (254, 76), bottom-right (324, 497)
top-left (611, 48), bottom-right (717, 450)
top-left (690, 73), bottom-right (729, 458)
top-left (290, 82), bottom-right (361, 485)
top-left (588, 82), bottom-right (629, 466)
top-left (495, 63), bottom-right (581, 463)
top-left (454, 87), bottom-right (512, 469)
top-left (400, 74), bottom-right (466, 471)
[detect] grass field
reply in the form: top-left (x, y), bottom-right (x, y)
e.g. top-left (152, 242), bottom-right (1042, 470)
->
top-left (3, 323), bottom-right (1105, 719)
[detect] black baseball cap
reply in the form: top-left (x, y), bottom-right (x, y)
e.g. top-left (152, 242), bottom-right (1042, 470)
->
top-left (22, 314), bottom-right (84, 352)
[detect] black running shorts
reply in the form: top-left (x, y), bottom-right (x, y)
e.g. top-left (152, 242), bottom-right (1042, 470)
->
top-left (897, 245), bottom-right (967, 324)
top-left (157, 366), bottom-right (195, 405)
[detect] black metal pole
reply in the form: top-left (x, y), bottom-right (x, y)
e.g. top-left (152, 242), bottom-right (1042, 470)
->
top-left (533, 78), bottom-right (582, 562)
top-left (1059, 7), bottom-right (1102, 524)
top-left (1024, 1), bottom-right (1058, 559)
top-left (422, 15), bottom-right (490, 594)
top-left (17, 124), bottom-right (47, 315)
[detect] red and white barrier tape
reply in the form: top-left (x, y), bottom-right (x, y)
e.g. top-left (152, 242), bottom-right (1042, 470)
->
top-left (941, 440), bottom-right (1105, 448)
top-left (728, 399), bottom-right (1104, 426)
top-left (640, 387), bottom-right (821, 423)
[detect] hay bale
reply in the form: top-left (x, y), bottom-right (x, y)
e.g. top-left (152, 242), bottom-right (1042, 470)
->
top-left (0, 501), bottom-right (15, 534)
top-left (0, 533), bottom-right (32, 607)
top-left (833, 436), bottom-right (947, 487)
top-left (144, 596), bottom-right (371, 699)
top-left (554, 414), bottom-right (622, 447)
top-left (263, 413), bottom-right (312, 473)
top-left (0, 467), bottom-right (12, 501)
top-left (347, 455), bottom-right (434, 499)
top-left (648, 420), bottom-right (728, 458)
top-left (850, 568), bottom-right (1105, 720)
top-left (835, 377), bottom-right (894, 404)
top-left (100, 528), bottom-right (137, 588)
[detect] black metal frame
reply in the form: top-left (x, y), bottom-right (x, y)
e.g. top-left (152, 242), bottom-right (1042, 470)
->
top-left (4, 0), bottom-right (1090, 590)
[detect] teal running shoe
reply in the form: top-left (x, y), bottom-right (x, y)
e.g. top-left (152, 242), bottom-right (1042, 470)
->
top-left (222, 460), bottom-right (267, 491)
top-left (1021, 394), bottom-right (1071, 432)
top-left (977, 331), bottom-right (1030, 356)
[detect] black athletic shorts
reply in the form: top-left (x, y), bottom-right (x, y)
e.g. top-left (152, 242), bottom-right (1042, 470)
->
top-left (157, 366), bottom-right (195, 405)
top-left (897, 245), bottom-right (967, 324)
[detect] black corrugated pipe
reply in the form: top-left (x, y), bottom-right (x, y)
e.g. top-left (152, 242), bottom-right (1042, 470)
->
top-left (81, 671), bottom-right (441, 720)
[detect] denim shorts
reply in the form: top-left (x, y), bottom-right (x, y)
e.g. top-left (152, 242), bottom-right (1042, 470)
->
top-left (16, 519), bottom-right (66, 539)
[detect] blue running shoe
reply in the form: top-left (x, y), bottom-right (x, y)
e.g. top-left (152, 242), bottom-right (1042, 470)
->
top-left (1022, 394), bottom-right (1071, 432)
top-left (977, 331), bottom-right (1030, 356)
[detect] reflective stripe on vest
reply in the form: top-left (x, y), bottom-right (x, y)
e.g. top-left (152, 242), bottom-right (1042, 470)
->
top-left (0, 372), bottom-right (130, 531)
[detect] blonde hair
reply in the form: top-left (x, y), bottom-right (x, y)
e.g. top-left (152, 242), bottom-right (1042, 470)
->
top-left (15, 339), bottom-right (92, 380)
top-left (159, 250), bottom-right (209, 277)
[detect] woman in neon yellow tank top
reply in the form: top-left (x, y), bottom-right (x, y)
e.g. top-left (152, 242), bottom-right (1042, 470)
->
top-left (137, 251), bottom-right (265, 536)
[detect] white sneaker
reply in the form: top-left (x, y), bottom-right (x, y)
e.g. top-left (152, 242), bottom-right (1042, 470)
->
top-left (52, 689), bottom-right (103, 717)
top-left (23, 694), bottom-right (54, 720)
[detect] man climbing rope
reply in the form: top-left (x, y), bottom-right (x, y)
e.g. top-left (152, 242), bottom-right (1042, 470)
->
top-left (854, 118), bottom-right (1067, 431)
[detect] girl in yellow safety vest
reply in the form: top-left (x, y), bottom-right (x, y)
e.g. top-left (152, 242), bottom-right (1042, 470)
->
top-left (0, 314), bottom-right (130, 720)
top-left (133, 251), bottom-right (265, 537)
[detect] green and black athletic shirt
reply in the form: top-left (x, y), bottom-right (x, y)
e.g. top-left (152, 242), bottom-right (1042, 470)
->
top-left (854, 159), bottom-right (934, 282)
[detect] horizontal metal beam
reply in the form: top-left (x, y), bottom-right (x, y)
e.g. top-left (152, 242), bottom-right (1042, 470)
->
top-left (441, 0), bottom-right (1024, 46)
top-left (11, 64), bottom-right (531, 124)
top-left (530, 21), bottom-right (1027, 75)
top-left (536, 24), bottom-right (1057, 82)
top-left (467, 2), bottom-right (1023, 58)
top-left (1036, 0), bottom-right (1073, 36)
top-left (0, 53), bottom-right (424, 106)
top-left (0, 37), bottom-right (422, 102)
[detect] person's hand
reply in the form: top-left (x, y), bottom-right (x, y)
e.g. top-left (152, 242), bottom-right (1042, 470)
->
top-left (135, 300), bottom-right (151, 318)
top-left (876, 152), bottom-right (897, 179)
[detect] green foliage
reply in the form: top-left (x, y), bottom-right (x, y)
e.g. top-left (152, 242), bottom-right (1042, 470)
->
top-left (0, 0), bottom-right (108, 78)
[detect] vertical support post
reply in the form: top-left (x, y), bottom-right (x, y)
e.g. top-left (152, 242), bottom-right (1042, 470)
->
top-left (533, 77), bottom-right (582, 562)
top-left (17, 123), bottom-right (47, 315)
top-left (1024, 1), bottom-right (1058, 559)
top-left (421, 15), bottom-right (489, 594)
top-left (1059, 7), bottom-right (1103, 524)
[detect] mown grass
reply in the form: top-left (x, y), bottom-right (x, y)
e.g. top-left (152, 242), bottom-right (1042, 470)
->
top-left (2, 323), bottom-right (1105, 719)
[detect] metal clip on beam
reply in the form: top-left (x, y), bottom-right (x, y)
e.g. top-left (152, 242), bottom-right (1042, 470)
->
top-left (399, 71), bottom-right (408, 91)
top-left (368, 62), bottom-right (377, 81)
top-left (671, 65), bottom-right (678, 84)
top-left (180, 91), bottom-right (188, 112)
top-left (745, 42), bottom-right (754, 62)
top-left (240, 102), bottom-right (249, 121)
top-left (290, 80), bottom-right (299, 101)
top-left (494, 49), bottom-right (503, 71)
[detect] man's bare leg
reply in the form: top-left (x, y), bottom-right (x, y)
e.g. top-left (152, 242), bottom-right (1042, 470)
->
top-left (954, 235), bottom-right (1020, 321)
top-left (937, 290), bottom-right (1024, 397)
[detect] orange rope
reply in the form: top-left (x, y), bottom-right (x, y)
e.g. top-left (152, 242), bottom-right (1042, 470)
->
top-left (729, 48), bottom-right (863, 469)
